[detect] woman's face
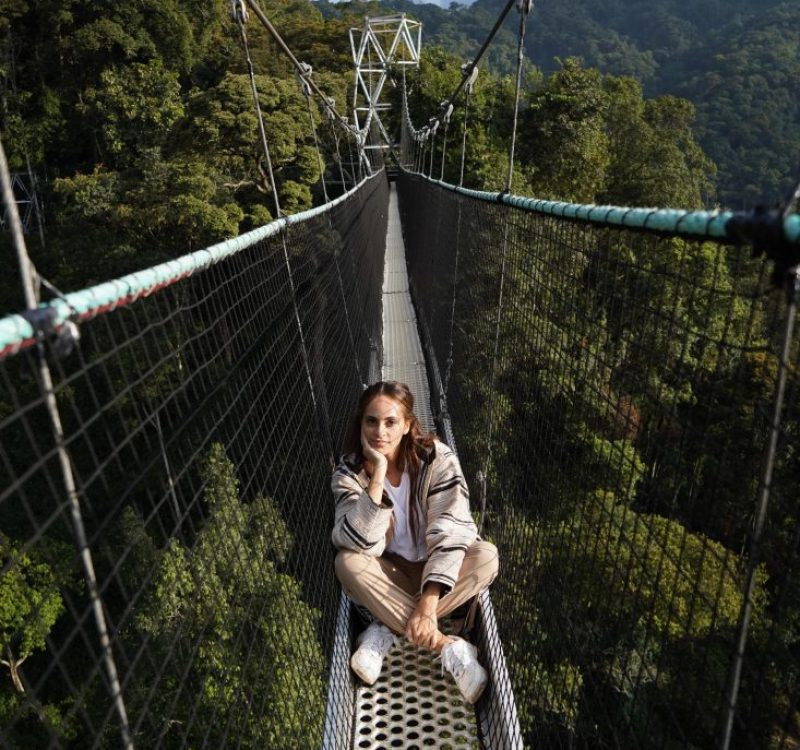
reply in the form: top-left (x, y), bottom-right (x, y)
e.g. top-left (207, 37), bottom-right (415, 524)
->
top-left (362, 395), bottom-right (410, 463)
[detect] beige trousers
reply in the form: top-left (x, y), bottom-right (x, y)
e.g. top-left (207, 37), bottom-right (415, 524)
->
top-left (334, 541), bottom-right (499, 635)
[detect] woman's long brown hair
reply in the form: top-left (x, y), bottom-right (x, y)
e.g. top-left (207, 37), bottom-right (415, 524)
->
top-left (343, 381), bottom-right (436, 538)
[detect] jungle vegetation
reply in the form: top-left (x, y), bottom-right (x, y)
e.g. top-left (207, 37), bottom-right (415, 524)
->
top-left (1, 0), bottom-right (797, 748)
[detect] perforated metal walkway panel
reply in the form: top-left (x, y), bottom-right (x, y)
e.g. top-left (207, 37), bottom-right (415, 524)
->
top-left (352, 637), bottom-right (480, 749)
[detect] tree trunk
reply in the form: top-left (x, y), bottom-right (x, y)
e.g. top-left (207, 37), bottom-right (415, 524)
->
top-left (4, 648), bottom-right (26, 693)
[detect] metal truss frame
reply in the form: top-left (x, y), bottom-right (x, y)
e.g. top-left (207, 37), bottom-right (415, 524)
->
top-left (350, 14), bottom-right (422, 154)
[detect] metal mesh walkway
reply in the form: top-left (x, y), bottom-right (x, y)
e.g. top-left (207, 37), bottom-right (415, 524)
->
top-left (381, 187), bottom-right (434, 431)
top-left (350, 183), bottom-right (481, 749)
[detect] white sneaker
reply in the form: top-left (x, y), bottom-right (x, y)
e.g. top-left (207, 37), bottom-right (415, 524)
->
top-left (350, 621), bottom-right (397, 686)
top-left (441, 638), bottom-right (488, 704)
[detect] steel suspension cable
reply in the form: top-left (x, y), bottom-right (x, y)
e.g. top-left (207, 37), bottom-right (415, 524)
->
top-left (242, 0), bottom-right (351, 134)
top-left (459, 67), bottom-right (478, 187)
top-left (330, 121), bottom-right (348, 190)
top-left (0, 134), bottom-right (134, 750)
top-left (439, 103), bottom-right (453, 181)
top-left (298, 68), bottom-right (329, 203)
top-left (482, 0), bottom-right (532, 487)
top-left (403, 0), bottom-right (516, 151)
top-left (719, 177), bottom-right (800, 750)
top-left (234, 0), bottom-right (337, 463)
top-left (443, 0), bottom-right (516, 113)
top-left (428, 120), bottom-right (438, 178)
top-left (719, 266), bottom-right (799, 750)
top-left (505, 0), bottom-right (532, 191)
top-left (235, 3), bottom-right (281, 217)
top-left (346, 133), bottom-right (358, 185)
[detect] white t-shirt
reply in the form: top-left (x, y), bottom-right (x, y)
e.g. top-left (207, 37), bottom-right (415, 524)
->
top-left (384, 472), bottom-right (427, 562)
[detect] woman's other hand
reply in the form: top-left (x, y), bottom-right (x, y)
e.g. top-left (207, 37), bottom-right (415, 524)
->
top-left (406, 583), bottom-right (447, 651)
top-left (405, 606), bottom-right (441, 650)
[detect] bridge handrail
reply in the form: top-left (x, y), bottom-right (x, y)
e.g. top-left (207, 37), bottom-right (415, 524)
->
top-left (405, 170), bottom-right (800, 246)
top-left (0, 171), bottom-right (382, 360)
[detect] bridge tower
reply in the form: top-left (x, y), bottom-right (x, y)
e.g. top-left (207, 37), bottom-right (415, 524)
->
top-left (349, 15), bottom-right (421, 168)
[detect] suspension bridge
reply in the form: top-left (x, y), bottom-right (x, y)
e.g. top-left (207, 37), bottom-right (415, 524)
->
top-left (1, 0), bottom-right (799, 748)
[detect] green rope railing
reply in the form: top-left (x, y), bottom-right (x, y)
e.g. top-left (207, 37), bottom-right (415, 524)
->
top-left (417, 173), bottom-right (800, 246)
top-left (0, 172), bottom-right (381, 359)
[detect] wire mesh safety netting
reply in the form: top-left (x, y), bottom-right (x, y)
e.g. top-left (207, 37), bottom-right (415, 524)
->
top-left (0, 171), bottom-right (388, 749)
top-left (397, 170), bottom-right (800, 750)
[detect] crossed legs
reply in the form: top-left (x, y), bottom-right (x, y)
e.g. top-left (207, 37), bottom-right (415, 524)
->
top-left (334, 540), bottom-right (499, 636)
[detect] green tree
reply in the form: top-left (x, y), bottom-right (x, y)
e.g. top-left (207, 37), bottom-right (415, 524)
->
top-left (520, 58), bottom-right (611, 203)
top-left (0, 536), bottom-right (74, 746)
top-left (602, 77), bottom-right (715, 208)
top-left (495, 494), bottom-right (768, 746)
top-left (0, 536), bottom-right (63, 694)
top-left (119, 443), bottom-right (326, 749)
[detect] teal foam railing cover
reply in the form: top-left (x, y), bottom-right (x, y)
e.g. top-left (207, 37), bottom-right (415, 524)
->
top-left (0, 172), bottom-right (379, 357)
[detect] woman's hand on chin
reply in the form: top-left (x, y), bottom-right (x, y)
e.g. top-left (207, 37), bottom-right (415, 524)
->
top-left (361, 429), bottom-right (388, 475)
top-left (362, 428), bottom-right (387, 503)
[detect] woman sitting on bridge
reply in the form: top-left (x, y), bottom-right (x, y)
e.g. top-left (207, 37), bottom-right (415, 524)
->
top-left (331, 380), bottom-right (499, 704)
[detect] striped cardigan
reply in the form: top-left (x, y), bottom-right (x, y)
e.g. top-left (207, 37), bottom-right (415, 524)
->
top-left (331, 439), bottom-right (478, 596)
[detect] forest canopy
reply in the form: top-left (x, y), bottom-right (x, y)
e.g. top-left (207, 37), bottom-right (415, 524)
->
top-left (327, 0), bottom-right (800, 208)
top-left (1, 1), bottom-right (799, 749)
top-left (1, 0), bottom-right (728, 314)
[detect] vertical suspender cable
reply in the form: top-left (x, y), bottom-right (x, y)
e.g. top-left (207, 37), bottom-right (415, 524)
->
top-left (236, 4), bottom-right (281, 217)
top-left (482, 0), bottom-right (532, 481)
top-left (346, 132), bottom-right (357, 187)
top-left (402, 0), bottom-right (515, 180)
top-left (719, 178), bottom-right (800, 748)
top-left (6, 31), bottom-right (46, 248)
top-left (425, 129), bottom-right (431, 175)
top-left (234, 1), bottom-right (333, 463)
top-left (333, 246), bottom-right (365, 389)
top-left (298, 66), bottom-right (329, 203)
top-left (720, 268), bottom-right (799, 750)
top-left (505, 0), bottom-right (531, 192)
top-left (428, 119), bottom-right (438, 178)
top-left (329, 119), bottom-right (348, 190)
top-left (440, 102), bottom-right (453, 182)
top-left (0, 135), bottom-right (134, 750)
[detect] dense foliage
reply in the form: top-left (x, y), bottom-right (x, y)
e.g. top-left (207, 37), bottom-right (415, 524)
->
top-left (2, 0), bottom-right (798, 748)
top-left (399, 156), bottom-right (798, 745)
top-left (0, 0), bottom-right (356, 310)
top-left (119, 444), bottom-right (326, 749)
top-left (403, 49), bottom-right (714, 207)
top-left (333, 0), bottom-right (800, 208)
